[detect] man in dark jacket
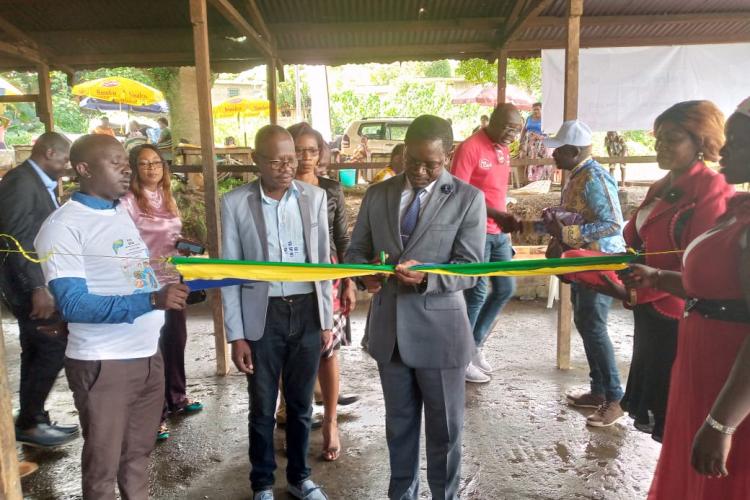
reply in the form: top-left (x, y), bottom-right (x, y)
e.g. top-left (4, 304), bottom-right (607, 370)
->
top-left (0, 132), bottom-right (79, 447)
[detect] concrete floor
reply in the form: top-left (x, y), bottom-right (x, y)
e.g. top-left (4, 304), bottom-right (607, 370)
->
top-left (5, 298), bottom-right (660, 499)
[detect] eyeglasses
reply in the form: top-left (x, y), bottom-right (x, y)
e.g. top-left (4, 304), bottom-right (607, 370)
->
top-left (257, 155), bottom-right (297, 171)
top-left (295, 147), bottom-right (319, 158)
top-left (404, 156), bottom-right (444, 173)
top-left (137, 160), bottom-right (164, 170)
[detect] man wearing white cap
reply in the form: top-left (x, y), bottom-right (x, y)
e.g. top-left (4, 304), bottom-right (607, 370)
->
top-left (543, 120), bottom-right (627, 427)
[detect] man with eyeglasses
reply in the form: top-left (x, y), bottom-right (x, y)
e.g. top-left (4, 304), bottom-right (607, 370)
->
top-left (347, 115), bottom-right (486, 500)
top-left (451, 103), bottom-right (524, 384)
top-left (221, 125), bottom-right (333, 500)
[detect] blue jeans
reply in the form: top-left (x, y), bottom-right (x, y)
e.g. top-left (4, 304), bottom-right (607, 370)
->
top-left (464, 232), bottom-right (516, 348)
top-left (571, 284), bottom-right (623, 402)
top-left (247, 293), bottom-right (321, 492)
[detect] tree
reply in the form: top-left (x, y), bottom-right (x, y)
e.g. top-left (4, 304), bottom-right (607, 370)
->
top-left (424, 60), bottom-right (452, 78)
top-left (455, 57), bottom-right (541, 98)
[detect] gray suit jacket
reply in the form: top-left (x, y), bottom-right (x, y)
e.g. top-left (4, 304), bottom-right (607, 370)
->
top-left (220, 179), bottom-right (333, 342)
top-left (346, 169), bottom-right (486, 369)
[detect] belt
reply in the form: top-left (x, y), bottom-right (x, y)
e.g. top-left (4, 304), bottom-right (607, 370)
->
top-left (268, 293), bottom-right (314, 304)
top-left (684, 298), bottom-right (750, 324)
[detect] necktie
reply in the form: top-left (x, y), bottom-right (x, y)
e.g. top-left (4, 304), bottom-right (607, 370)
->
top-left (401, 187), bottom-right (424, 246)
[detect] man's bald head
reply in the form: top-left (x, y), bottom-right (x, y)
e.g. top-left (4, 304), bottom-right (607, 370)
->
top-left (254, 125), bottom-right (293, 157)
top-left (30, 132), bottom-right (71, 180)
top-left (70, 134), bottom-right (122, 168)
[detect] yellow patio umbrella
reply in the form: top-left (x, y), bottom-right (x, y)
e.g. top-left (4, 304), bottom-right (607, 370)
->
top-left (71, 76), bottom-right (164, 106)
top-left (213, 98), bottom-right (270, 146)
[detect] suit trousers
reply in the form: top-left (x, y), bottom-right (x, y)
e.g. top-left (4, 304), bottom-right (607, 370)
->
top-left (65, 351), bottom-right (164, 500)
top-left (247, 293), bottom-right (321, 492)
top-left (378, 351), bottom-right (465, 500)
top-left (12, 298), bottom-right (67, 429)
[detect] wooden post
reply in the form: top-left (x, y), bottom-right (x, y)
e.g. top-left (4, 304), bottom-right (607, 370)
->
top-left (190, 0), bottom-right (230, 376)
top-left (496, 49), bottom-right (508, 104)
top-left (0, 303), bottom-right (22, 500)
top-left (36, 63), bottom-right (53, 132)
top-left (267, 58), bottom-right (278, 125)
top-left (556, 0), bottom-right (582, 370)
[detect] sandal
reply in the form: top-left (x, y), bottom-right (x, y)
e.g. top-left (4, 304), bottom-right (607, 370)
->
top-left (321, 418), bottom-right (341, 462)
top-left (157, 422), bottom-right (169, 441)
top-left (177, 399), bottom-right (204, 414)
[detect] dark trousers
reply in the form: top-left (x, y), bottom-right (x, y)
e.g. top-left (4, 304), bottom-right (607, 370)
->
top-left (248, 293), bottom-right (321, 492)
top-left (160, 309), bottom-right (188, 420)
top-left (378, 351), bottom-right (465, 500)
top-left (571, 284), bottom-right (623, 402)
top-left (65, 352), bottom-right (164, 500)
top-left (13, 300), bottom-right (67, 429)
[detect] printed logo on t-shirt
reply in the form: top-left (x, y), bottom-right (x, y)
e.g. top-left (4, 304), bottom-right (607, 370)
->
top-left (496, 150), bottom-right (506, 164)
top-left (479, 158), bottom-right (492, 170)
top-left (283, 240), bottom-right (302, 259)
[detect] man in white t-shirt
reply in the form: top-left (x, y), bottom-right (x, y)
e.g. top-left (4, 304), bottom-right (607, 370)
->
top-left (34, 134), bottom-right (188, 499)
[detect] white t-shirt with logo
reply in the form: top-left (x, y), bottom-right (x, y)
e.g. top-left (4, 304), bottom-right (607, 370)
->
top-left (35, 200), bottom-right (165, 360)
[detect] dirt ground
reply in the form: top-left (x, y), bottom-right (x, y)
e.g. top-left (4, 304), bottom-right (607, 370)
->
top-left (4, 297), bottom-right (661, 500)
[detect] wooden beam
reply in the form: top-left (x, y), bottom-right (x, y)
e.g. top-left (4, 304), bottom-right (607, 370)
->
top-left (37, 63), bottom-right (53, 132)
top-left (280, 43), bottom-right (493, 62)
top-left (497, 49), bottom-right (508, 104)
top-left (0, 303), bottom-right (22, 500)
top-left (0, 40), bottom-right (42, 64)
top-left (529, 12), bottom-right (750, 28)
top-left (268, 16), bottom-right (508, 35)
top-left (207, 0), bottom-right (274, 59)
top-left (556, 0), bottom-right (582, 372)
top-left (0, 94), bottom-right (38, 103)
top-left (0, 15), bottom-right (74, 75)
top-left (244, 0), bottom-right (273, 45)
top-left (499, 0), bottom-right (554, 46)
top-left (507, 31), bottom-right (750, 51)
top-left (190, 0), bottom-right (230, 377)
top-left (267, 58), bottom-right (278, 125)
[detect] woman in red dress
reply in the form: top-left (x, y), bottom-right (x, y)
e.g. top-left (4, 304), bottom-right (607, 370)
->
top-left (624, 98), bottom-right (750, 499)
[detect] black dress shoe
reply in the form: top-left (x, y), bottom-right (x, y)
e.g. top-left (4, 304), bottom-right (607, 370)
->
top-left (42, 412), bottom-right (80, 435)
top-left (314, 394), bottom-right (360, 406)
top-left (16, 423), bottom-right (78, 448)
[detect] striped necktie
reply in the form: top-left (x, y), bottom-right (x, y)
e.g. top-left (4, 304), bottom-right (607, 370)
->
top-left (400, 187), bottom-right (424, 246)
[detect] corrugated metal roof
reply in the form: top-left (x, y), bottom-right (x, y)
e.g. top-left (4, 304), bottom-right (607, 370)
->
top-left (0, 0), bottom-right (746, 70)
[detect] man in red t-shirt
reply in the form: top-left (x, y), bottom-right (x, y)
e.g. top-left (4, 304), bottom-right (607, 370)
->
top-left (451, 103), bottom-right (523, 383)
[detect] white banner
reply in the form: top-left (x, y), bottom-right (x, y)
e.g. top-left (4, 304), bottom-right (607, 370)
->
top-left (542, 44), bottom-right (750, 132)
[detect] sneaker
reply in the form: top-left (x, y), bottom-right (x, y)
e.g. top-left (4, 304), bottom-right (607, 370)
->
top-left (253, 489), bottom-right (274, 500)
top-left (465, 362), bottom-right (491, 384)
top-left (288, 479), bottom-right (328, 500)
top-left (586, 401), bottom-right (626, 427)
top-left (566, 392), bottom-right (606, 409)
top-left (473, 350), bottom-right (493, 374)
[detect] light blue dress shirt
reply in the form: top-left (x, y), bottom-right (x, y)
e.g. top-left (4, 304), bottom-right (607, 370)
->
top-left (28, 159), bottom-right (59, 208)
top-left (260, 181), bottom-right (314, 297)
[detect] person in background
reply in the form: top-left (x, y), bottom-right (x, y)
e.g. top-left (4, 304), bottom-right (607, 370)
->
top-left (0, 132), bottom-right (79, 448)
top-left (121, 144), bottom-right (204, 442)
top-left (451, 103), bottom-right (523, 384)
top-left (225, 136), bottom-right (237, 147)
top-left (287, 122), bottom-right (358, 462)
top-left (371, 143), bottom-right (405, 184)
top-left (316, 141), bottom-right (332, 177)
top-left (472, 114), bottom-right (490, 134)
top-left (34, 134), bottom-right (189, 499)
top-left (605, 131), bottom-right (628, 183)
top-left (346, 115), bottom-right (486, 500)
top-left (0, 115), bottom-right (10, 149)
top-left (221, 125), bottom-right (332, 500)
top-left (93, 116), bottom-right (115, 137)
top-left (622, 97), bottom-right (750, 499)
top-left (519, 102), bottom-right (552, 183)
top-left (544, 120), bottom-right (627, 428)
top-left (127, 121), bottom-right (144, 139)
top-left (157, 117), bottom-right (172, 148)
top-left (594, 101), bottom-right (733, 442)
top-left (352, 135), bottom-right (371, 164)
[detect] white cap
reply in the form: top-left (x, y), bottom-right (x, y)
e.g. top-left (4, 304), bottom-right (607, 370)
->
top-left (543, 120), bottom-right (593, 148)
top-left (736, 96), bottom-right (750, 119)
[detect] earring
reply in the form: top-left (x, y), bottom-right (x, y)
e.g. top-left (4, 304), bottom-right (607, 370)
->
top-left (697, 151), bottom-right (704, 161)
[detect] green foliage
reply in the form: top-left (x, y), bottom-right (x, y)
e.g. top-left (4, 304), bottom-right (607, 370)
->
top-left (277, 67), bottom-right (311, 119)
top-left (218, 177), bottom-right (246, 195)
top-left (455, 57), bottom-right (542, 98)
top-left (423, 60), bottom-right (452, 78)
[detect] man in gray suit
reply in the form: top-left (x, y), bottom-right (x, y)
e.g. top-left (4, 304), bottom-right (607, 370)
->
top-left (346, 115), bottom-right (486, 499)
top-left (221, 125), bottom-right (333, 500)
